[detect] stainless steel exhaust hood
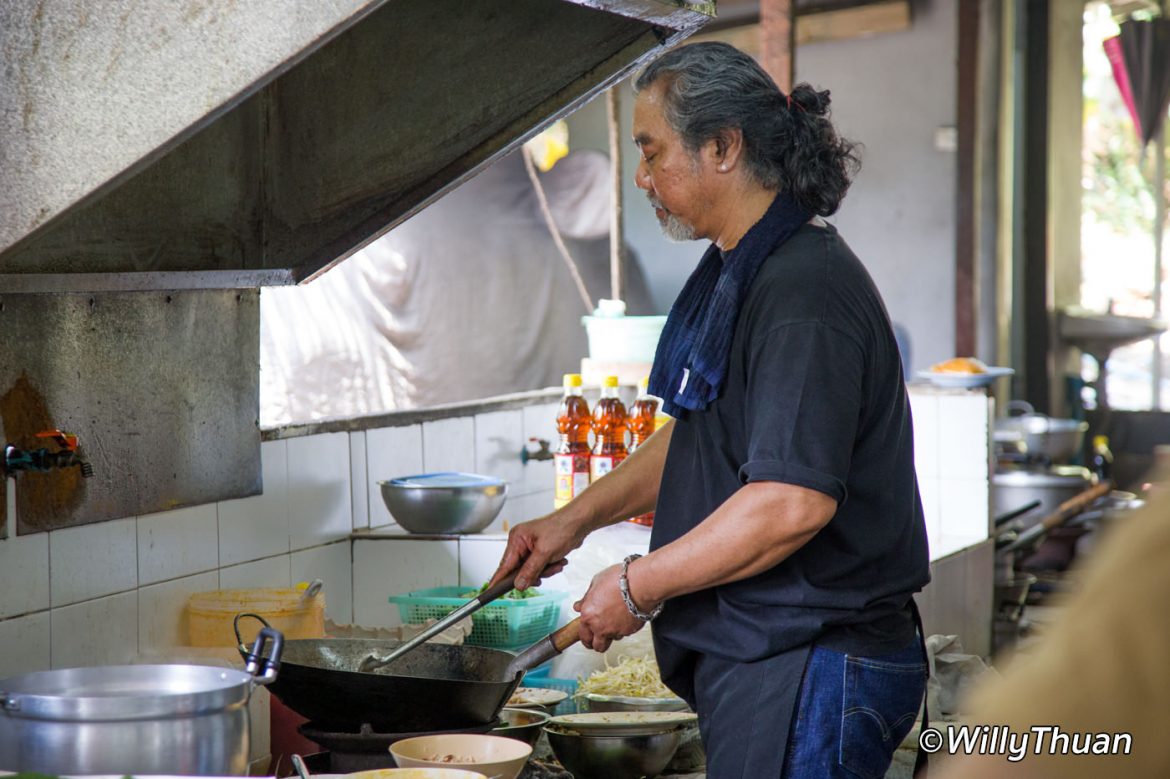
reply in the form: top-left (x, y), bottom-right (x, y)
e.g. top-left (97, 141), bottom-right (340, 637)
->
top-left (0, 0), bottom-right (714, 292)
top-left (0, 0), bottom-right (711, 533)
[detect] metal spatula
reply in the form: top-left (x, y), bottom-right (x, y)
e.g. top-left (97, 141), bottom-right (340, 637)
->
top-left (357, 566), bottom-right (549, 673)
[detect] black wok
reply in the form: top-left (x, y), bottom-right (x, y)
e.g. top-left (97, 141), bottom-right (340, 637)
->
top-left (235, 613), bottom-right (579, 732)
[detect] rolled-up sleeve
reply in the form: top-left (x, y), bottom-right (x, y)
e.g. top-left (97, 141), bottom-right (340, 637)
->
top-left (736, 321), bottom-right (865, 504)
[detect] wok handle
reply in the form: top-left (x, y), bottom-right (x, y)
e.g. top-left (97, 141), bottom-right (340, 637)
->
top-left (1004, 481), bottom-right (1112, 553)
top-left (243, 626), bottom-right (284, 686)
top-left (549, 618), bottom-right (581, 653)
top-left (504, 617), bottom-right (582, 679)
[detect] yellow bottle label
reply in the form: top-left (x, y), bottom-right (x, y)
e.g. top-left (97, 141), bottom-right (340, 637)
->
top-left (555, 453), bottom-right (590, 509)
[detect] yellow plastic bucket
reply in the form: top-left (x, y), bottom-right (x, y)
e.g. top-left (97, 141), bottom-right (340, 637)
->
top-left (187, 585), bottom-right (325, 648)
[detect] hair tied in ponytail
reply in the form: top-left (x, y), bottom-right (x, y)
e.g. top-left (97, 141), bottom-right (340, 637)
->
top-left (785, 92), bottom-right (804, 112)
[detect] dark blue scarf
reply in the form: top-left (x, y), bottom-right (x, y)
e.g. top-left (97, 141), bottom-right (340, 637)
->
top-left (648, 192), bottom-right (813, 418)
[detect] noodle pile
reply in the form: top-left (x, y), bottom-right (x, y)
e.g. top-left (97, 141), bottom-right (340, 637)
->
top-left (574, 655), bottom-right (675, 699)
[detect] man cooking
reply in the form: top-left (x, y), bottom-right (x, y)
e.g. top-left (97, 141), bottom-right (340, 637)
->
top-left (490, 42), bottom-right (930, 778)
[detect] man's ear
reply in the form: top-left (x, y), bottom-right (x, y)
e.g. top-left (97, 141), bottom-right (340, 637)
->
top-left (712, 128), bottom-right (746, 171)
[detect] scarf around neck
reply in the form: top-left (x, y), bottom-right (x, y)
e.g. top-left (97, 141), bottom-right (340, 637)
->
top-left (648, 192), bottom-right (813, 418)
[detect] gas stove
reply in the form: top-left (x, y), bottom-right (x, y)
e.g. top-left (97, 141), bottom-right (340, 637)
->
top-left (298, 719), bottom-right (498, 772)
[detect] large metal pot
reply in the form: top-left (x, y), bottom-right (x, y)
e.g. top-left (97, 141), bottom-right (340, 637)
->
top-left (0, 627), bottom-right (281, 776)
top-left (994, 402), bottom-right (1088, 463)
top-left (992, 466), bottom-right (1093, 528)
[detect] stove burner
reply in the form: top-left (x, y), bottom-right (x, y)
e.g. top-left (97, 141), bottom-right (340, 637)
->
top-left (298, 719), bottom-right (500, 772)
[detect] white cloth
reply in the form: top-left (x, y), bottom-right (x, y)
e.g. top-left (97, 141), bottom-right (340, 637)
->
top-left (260, 149), bottom-right (654, 426)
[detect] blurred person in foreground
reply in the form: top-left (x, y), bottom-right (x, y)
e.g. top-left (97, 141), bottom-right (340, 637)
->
top-left (937, 477), bottom-right (1170, 779)
top-left (491, 42), bottom-right (930, 778)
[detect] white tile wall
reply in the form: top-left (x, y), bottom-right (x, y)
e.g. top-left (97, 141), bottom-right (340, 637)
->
top-left (367, 424), bottom-right (423, 528)
top-left (291, 541), bottom-right (353, 625)
top-left (520, 403), bottom-right (559, 496)
top-left (138, 571), bottom-right (219, 651)
top-left (474, 410), bottom-right (526, 490)
top-left (917, 476), bottom-right (941, 558)
top-left (137, 504), bottom-right (219, 586)
top-left (422, 417), bottom-right (476, 474)
top-left (49, 517), bottom-right (137, 607)
top-left (937, 394), bottom-right (991, 479)
top-left (458, 537), bottom-right (508, 589)
top-left (219, 555), bottom-right (291, 589)
top-left (3, 390), bottom-right (995, 687)
top-left (287, 432), bottom-right (353, 551)
top-left (937, 477), bottom-right (991, 549)
top-left (352, 538), bottom-right (458, 627)
top-left (909, 390), bottom-right (940, 479)
top-left (350, 431), bottom-right (370, 531)
top-left (218, 439), bottom-right (290, 566)
top-left (0, 611), bottom-right (50, 678)
top-left (0, 529), bottom-right (49, 619)
top-left (502, 491), bottom-right (556, 528)
top-left (50, 591), bottom-right (138, 668)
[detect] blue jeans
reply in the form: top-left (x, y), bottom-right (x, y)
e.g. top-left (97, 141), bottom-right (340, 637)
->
top-left (782, 641), bottom-right (926, 779)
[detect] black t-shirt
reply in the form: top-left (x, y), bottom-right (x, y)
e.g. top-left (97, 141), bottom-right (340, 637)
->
top-left (650, 221), bottom-right (930, 669)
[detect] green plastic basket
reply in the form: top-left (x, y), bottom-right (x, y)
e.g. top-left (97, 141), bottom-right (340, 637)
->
top-left (389, 586), bottom-right (568, 649)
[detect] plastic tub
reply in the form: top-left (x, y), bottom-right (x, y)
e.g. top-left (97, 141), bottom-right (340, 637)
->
top-left (581, 314), bottom-right (667, 364)
top-left (187, 587), bottom-right (325, 648)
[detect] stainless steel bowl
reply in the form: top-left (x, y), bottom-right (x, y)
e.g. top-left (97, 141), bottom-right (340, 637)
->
top-left (492, 707), bottom-right (550, 746)
top-left (378, 472), bottom-right (507, 534)
top-left (545, 726), bottom-right (681, 779)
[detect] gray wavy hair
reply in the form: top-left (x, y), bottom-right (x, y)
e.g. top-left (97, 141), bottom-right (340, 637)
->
top-left (633, 41), bottom-right (860, 216)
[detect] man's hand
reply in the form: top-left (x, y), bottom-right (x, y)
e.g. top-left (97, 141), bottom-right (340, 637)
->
top-left (488, 513), bottom-right (585, 591)
top-left (574, 563), bottom-right (648, 652)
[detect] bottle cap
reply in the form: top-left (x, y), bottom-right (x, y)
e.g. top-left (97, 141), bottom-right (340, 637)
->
top-left (1092, 435), bottom-right (1109, 448)
top-left (603, 375), bottom-right (619, 388)
top-left (563, 374), bottom-right (583, 388)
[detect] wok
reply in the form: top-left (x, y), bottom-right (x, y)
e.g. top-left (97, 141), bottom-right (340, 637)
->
top-left (235, 613), bottom-right (579, 732)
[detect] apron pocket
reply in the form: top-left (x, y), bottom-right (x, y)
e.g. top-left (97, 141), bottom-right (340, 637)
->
top-left (839, 653), bottom-right (925, 779)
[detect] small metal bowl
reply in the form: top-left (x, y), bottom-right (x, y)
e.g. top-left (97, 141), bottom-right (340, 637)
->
top-left (379, 473), bottom-right (507, 534)
top-left (544, 725), bottom-right (681, 779)
top-left (492, 707), bottom-right (550, 746)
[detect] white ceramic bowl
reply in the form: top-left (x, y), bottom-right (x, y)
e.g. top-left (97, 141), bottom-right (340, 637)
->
top-left (346, 769), bottom-right (488, 779)
top-left (389, 733), bottom-right (532, 779)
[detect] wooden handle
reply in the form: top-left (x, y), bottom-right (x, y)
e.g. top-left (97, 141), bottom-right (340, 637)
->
top-left (550, 618), bottom-right (581, 653)
top-left (1038, 481), bottom-right (1112, 532)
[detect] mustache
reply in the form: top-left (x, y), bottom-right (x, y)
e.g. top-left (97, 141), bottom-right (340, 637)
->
top-left (647, 194), bottom-right (665, 210)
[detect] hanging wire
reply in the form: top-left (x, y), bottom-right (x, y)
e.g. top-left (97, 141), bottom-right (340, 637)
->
top-left (522, 145), bottom-right (595, 313)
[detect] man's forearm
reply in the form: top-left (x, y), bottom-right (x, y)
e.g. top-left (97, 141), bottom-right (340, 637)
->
top-left (627, 480), bottom-right (836, 607)
top-left (561, 419), bottom-right (674, 533)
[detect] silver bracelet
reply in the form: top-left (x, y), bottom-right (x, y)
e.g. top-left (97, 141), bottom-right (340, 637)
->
top-left (619, 554), bottom-right (663, 622)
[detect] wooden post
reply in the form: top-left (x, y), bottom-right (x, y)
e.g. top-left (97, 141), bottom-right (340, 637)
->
top-left (607, 87), bottom-right (624, 304)
top-left (955, 0), bottom-right (979, 358)
top-left (760, 0), bottom-right (795, 92)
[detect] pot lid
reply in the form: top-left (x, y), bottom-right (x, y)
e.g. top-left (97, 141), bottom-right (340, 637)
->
top-left (1, 664), bottom-right (253, 721)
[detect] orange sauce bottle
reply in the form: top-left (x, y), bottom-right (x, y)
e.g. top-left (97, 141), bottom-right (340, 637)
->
top-left (554, 374), bottom-right (592, 510)
top-left (627, 376), bottom-right (659, 526)
top-left (590, 376), bottom-right (628, 483)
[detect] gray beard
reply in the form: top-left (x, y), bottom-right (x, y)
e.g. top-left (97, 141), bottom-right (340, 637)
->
top-left (659, 211), bottom-right (698, 242)
top-left (649, 197), bottom-right (698, 242)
